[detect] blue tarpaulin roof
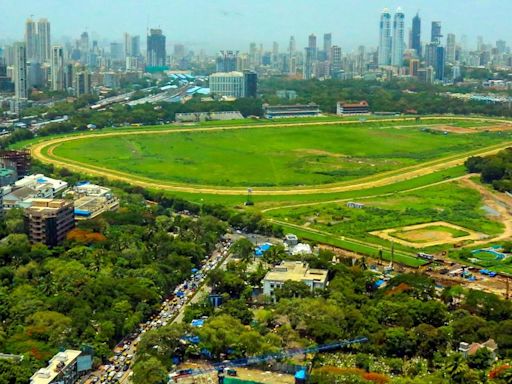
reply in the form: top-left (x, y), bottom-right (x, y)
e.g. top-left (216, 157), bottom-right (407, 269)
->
top-left (74, 209), bottom-right (91, 217)
top-left (191, 319), bottom-right (205, 327)
top-left (295, 370), bottom-right (307, 379)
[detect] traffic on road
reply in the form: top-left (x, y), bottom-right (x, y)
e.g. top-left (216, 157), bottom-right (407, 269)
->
top-left (83, 237), bottom-right (233, 384)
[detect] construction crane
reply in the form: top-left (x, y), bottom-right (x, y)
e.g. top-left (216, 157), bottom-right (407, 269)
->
top-left (169, 336), bottom-right (369, 383)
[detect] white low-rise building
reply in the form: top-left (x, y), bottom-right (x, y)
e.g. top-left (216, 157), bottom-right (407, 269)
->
top-left (15, 174), bottom-right (68, 197)
top-left (262, 261), bottom-right (328, 298)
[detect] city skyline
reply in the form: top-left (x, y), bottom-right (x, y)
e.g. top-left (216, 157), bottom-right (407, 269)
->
top-left (2, 0), bottom-right (512, 53)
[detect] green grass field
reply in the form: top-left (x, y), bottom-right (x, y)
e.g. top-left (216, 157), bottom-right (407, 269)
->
top-left (267, 182), bottom-right (504, 253)
top-left (50, 122), bottom-right (511, 188)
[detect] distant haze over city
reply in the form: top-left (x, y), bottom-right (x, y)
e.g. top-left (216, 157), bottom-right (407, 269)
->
top-left (2, 0), bottom-right (512, 53)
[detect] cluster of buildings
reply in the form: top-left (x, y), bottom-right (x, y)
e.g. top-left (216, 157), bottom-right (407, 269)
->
top-left (0, 151), bottom-right (118, 246)
top-left (8, 179), bottom-right (118, 246)
top-left (2, 12), bottom-right (512, 117)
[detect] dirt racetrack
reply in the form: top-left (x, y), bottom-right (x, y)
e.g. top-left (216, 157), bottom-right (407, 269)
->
top-left (30, 116), bottom-right (512, 196)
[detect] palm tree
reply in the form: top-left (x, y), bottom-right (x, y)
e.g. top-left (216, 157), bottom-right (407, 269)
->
top-left (443, 353), bottom-right (469, 384)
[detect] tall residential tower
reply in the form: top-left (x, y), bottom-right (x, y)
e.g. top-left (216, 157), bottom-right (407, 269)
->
top-left (378, 9), bottom-right (392, 66)
top-left (391, 8), bottom-right (405, 67)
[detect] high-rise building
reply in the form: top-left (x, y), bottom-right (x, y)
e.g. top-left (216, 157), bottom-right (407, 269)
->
top-left (431, 21), bottom-right (442, 44)
top-left (391, 8), bottom-right (405, 67)
top-left (323, 33), bottom-right (332, 59)
top-left (243, 70), bottom-right (258, 98)
top-left (79, 32), bottom-right (89, 53)
top-left (37, 18), bottom-right (51, 63)
top-left (435, 46), bottom-right (445, 81)
top-left (477, 36), bottom-right (484, 51)
top-left (446, 33), bottom-right (456, 63)
top-left (308, 34), bottom-right (318, 64)
top-left (378, 8), bottom-right (392, 66)
top-left (249, 42), bottom-right (258, 67)
top-left (50, 46), bottom-right (64, 91)
top-left (110, 42), bottom-right (124, 61)
top-left (25, 19), bottom-right (37, 61)
top-left (289, 36), bottom-right (296, 56)
top-left (425, 42), bottom-right (437, 67)
top-left (496, 40), bottom-right (507, 55)
top-left (216, 51), bottom-right (238, 72)
top-left (303, 47), bottom-right (315, 79)
top-left (146, 29), bottom-right (166, 67)
top-left (13, 42), bottom-right (28, 100)
top-left (209, 71), bottom-right (245, 98)
top-left (308, 34), bottom-right (317, 50)
top-left (411, 13), bottom-right (421, 56)
top-left (24, 199), bottom-right (75, 246)
top-left (131, 35), bottom-right (141, 57)
top-left (74, 70), bottom-right (92, 97)
top-left (331, 45), bottom-right (342, 74)
top-left (124, 32), bottom-right (132, 57)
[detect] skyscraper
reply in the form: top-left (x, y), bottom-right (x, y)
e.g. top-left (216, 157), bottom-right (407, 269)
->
top-left (37, 19), bottom-right (51, 63)
top-left (243, 70), bottom-right (258, 97)
top-left (216, 51), bottom-right (238, 72)
top-left (330, 45), bottom-right (342, 74)
top-left (303, 47), bottom-right (315, 79)
top-left (308, 34), bottom-right (317, 50)
top-left (124, 33), bottom-right (132, 58)
top-left (411, 13), bottom-right (421, 56)
top-left (308, 34), bottom-right (317, 61)
top-left (391, 8), bottom-right (405, 67)
top-left (431, 22), bottom-right (442, 44)
top-left (289, 36), bottom-right (296, 56)
top-left (496, 40), bottom-right (507, 55)
top-left (323, 33), bottom-right (332, 59)
top-left (435, 46), bottom-right (445, 81)
top-left (79, 32), bottom-right (89, 53)
top-left (110, 43), bottom-right (124, 61)
top-left (378, 9), bottom-right (392, 66)
top-left (446, 33), bottom-right (456, 63)
top-left (13, 42), bottom-right (28, 100)
top-left (50, 46), bottom-right (64, 91)
top-left (131, 36), bottom-right (141, 57)
top-left (25, 19), bottom-right (37, 61)
top-left (147, 29), bottom-right (166, 67)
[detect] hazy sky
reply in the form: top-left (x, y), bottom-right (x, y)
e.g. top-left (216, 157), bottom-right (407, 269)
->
top-left (1, 0), bottom-right (510, 53)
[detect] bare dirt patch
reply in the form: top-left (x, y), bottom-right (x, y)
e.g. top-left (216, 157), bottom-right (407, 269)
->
top-left (371, 221), bottom-right (484, 248)
top-left (297, 149), bottom-right (347, 158)
top-left (428, 124), bottom-right (512, 134)
top-left (428, 125), bottom-right (476, 134)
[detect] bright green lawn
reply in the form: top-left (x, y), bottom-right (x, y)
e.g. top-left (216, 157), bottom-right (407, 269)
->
top-left (51, 123), bottom-right (512, 188)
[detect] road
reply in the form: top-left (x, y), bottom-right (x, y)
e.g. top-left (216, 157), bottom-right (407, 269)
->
top-left (30, 116), bottom-right (512, 196)
top-left (81, 237), bottom-right (232, 384)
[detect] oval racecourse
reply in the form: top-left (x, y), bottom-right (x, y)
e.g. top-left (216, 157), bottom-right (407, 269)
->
top-left (29, 116), bottom-right (512, 197)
